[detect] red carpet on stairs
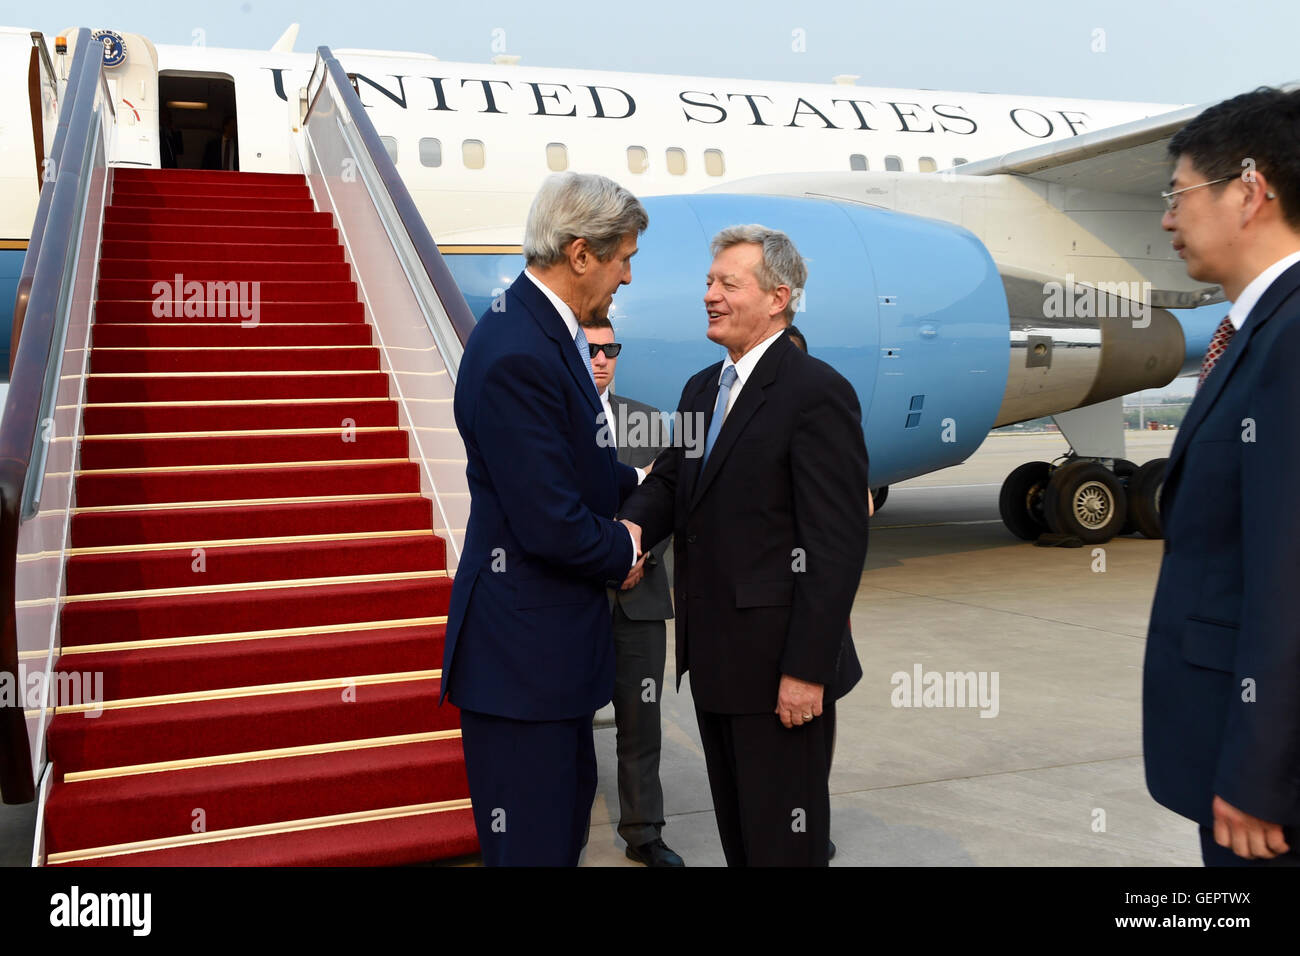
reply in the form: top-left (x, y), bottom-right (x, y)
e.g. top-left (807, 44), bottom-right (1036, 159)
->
top-left (41, 167), bottom-right (477, 867)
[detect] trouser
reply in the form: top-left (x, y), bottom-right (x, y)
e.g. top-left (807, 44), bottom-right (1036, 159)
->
top-left (459, 708), bottom-right (596, 866)
top-left (694, 698), bottom-right (836, 866)
top-left (611, 604), bottom-right (668, 847)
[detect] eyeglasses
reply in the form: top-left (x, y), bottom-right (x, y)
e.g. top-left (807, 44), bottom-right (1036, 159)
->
top-left (1160, 175), bottom-right (1237, 212)
top-left (588, 342), bottom-right (622, 358)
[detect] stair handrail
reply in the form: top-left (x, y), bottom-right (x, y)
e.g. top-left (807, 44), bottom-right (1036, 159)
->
top-left (307, 46), bottom-right (477, 368)
top-left (0, 28), bottom-right (107, 804)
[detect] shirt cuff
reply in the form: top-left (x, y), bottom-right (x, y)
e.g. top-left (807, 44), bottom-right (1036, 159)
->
top-left (626, 526), bottom-right (640, 564)
top-left (635, 466), bottom-right (646, 485)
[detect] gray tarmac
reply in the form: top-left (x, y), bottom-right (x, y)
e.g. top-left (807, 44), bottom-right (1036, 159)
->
top-left (585, 430), bottom-right (1202, 866)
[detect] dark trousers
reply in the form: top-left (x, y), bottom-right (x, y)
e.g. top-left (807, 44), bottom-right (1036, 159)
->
top-left (459, 708), bottom-right (596, 866)
top-left (694, 698), bottom-right (836, 866)
top-left (612, 604), bottom-right (668, 847)
top-left (1199, 824), bottom-right (1300, 866)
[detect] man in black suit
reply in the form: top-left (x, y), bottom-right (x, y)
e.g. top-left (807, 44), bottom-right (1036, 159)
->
top-left (202, 116), bottom-right (238, 171)
top-left (621, 225), bottom-right (870, 866)
top-left (1144, 87), bottom-right (1300, 865)
top-left (581, 316), bottom-right (684, 867)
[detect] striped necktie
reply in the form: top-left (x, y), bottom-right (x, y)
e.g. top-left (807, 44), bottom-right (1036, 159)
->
top-left (1197, 315), bottom-right (1236, 389)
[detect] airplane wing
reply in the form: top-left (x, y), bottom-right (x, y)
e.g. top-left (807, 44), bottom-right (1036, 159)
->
top-left (949, 103), bottom-right (1203, 196)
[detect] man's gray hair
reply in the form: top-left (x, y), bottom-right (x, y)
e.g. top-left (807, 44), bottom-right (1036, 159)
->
top-left (710, 224), bottom-right (807, 321)
top-left (524, 172), bottom-right (649, 267)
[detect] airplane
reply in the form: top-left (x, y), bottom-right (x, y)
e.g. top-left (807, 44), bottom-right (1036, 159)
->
top-left (0, 22), bottom-right (1232, 550)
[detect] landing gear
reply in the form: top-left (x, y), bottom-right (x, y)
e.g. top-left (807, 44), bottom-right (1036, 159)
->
top-left (1042, 460), bottom-right (1126, 545)
top-left (998, 456), bottom-right (1166, 543)
top-left (998, 461), bottom-right (1051, 541)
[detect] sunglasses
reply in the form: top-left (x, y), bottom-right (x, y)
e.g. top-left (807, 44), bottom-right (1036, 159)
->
top-left (588, 342), bottom-right (622, 358)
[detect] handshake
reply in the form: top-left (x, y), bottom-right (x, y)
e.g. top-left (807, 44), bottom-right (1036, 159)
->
top-left (619, 518), bottom-right (645, 590)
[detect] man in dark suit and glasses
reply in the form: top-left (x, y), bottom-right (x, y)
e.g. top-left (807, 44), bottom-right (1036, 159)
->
top-left (441, 173), bottom-right (648, 866)
top-left (1145, 87), bottom-right (1300, 865)
top-left (581, 316), bottom-right (685, 867)
top-left (622, 225), bottom-right (869, 866)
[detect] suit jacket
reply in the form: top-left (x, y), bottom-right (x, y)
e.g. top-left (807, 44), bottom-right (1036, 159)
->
top-left (440, 272), bottom-right (639, 720)
top-left (621, 330), bottom-right (869, 714)
top-left (201, 135), bottom-right (238, 171)
top-left (610, 394), bottom-right (674, 622)
top-left (1143, 259), bottom-right (1300, 828)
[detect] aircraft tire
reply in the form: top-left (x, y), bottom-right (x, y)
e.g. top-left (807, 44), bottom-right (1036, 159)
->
top-left (1043, 460), bottom-right (1127, 544)
top-left (1128, 458), bottom-right (1167, 540)
top-left (998, 461), bottom-right (1052, 541)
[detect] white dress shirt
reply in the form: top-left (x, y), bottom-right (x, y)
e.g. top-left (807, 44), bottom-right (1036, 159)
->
top-left (523, 269), bottom-right (639, 562)
top-left (1226, 249), bottom-right (1300, 330)
top-left (715, 326), bottom-right (787, 424)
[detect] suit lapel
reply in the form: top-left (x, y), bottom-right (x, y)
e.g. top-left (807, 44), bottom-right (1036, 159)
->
top-left (689, 335), bottom-right (790, 511)
top-left (1166, 262), bottom-right (1300, 487)
top-left (510, 271), bottom-right (602, 418)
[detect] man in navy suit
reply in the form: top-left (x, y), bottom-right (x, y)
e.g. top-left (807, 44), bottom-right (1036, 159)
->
top-left (441, 173), bottom-right (648, 866)
top-left (1145, 87), bottom-right (1300, 866)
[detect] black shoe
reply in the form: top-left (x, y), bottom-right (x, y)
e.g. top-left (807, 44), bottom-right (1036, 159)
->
top-left (626, 838), bottom-right (685, 867)
top-left (828, 839), bottom-right (837, 861)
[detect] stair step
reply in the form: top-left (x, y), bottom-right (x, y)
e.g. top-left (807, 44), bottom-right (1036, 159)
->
top-left (73, 458), bottom-right (418, 506)
top-left (104, 206), bottom-right (333, 228)
top-left (78, 428), bottom-right (409, 469)
top-left (114, 180), bottom-right (312, 200)
top-left (110, 195), bottom-right (316, 212)
top-left (98, 278), bottom-right (357, 301)
top-left (57, 621), bottom-right (447, 698)
top-left (89, 345), bottom-right (380, 374)
top-left (91, 323), bottom-right (372, 349)
top-left (46, 676), bottom-right (458, 773)
top-left (69, 493), bottom-right (431, 548)
top-left (66, 532), bottom-right (443, 593)
top-left (102, 222), bottom-right (340, 245)
top-left (101, 240), bottom-right (343, 263)
top-left (94, 300), bottom-right (364, 324)
top-left (43, 737), bottom-right (466, 854)
top-left (113, 168), bottom-right (306, 186)
top-left (84, 371), bottom-right (390, 402)
top-left (98, 258), bottom-right (350, 280)
top-left (81, 398), bottom-right (396, 437)
top-left (48, 800), bottom-right (477, 867)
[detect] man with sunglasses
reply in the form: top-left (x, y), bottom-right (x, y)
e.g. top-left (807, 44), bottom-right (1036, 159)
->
top-left (582, 318), bottom-right (684, 867)
top-left (1145, 87), bottom-right (1300, 866)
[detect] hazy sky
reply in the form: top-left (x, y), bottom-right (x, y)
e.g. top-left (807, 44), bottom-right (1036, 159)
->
top-left (30, 0), bottom-right (1299, 106)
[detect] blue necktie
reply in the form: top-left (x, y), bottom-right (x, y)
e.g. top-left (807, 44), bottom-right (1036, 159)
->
top-left (574, 326), bottom-right (597, 390)
top-left (701, 365), bottom-right (738, 467)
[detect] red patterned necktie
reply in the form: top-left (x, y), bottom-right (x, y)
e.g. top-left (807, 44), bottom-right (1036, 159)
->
top-left (1197, 315), bottom-right (1236, 389)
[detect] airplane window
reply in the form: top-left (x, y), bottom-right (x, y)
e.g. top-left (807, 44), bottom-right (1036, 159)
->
top-left (953, 157), bottom-right (968, 166)
top-left (884, 155), bottom-right (903, 172)
top-left (666, 147), bottom-right (687, 176)
top-left (627, 146), bottom-right (649, 173)
top-left (546, 143), bottom-right (569, 172)
top-left (419, 138), bottom-right (442, 167)
top-left (849, 154), bottom-right (868, 171)
top-left (918, 157), bottom-right (937, 173)
top-left (379, 136), bottom-right (398, 164)
top-left (704, 149), bottom-right (725, 176)
top-left (463, 139), bottom-right (486, 169)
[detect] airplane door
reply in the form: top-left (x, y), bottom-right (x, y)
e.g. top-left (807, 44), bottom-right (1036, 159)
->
top-left (62, 28), bottom-right (159, 166)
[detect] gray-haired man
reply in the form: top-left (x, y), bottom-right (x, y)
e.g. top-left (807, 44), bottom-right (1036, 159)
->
top-left (442, 172), bottom-right (649, 866)
top-left (622, 225), bottom-right (870, 866)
